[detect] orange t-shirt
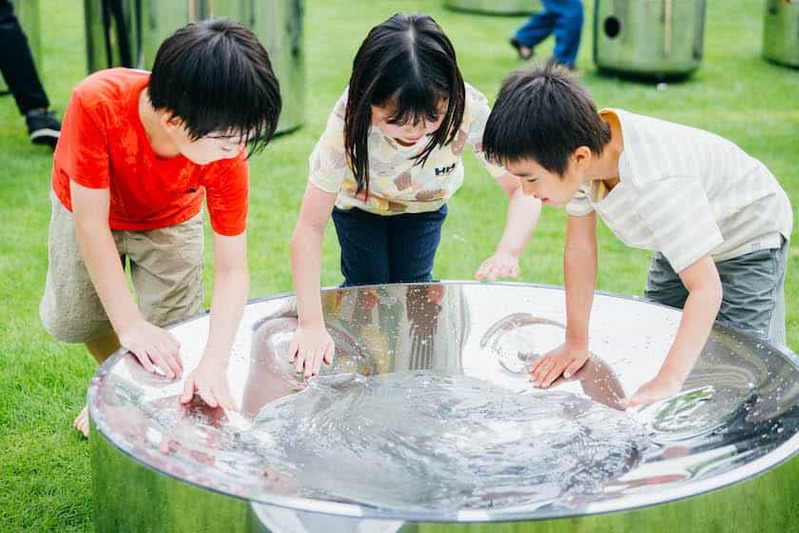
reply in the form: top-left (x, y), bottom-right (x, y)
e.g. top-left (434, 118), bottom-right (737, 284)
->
top-left (51, 68), bottom-right (249, 236)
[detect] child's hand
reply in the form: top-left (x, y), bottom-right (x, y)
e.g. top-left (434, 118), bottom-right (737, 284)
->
top-left (475, 251), bottom-right (521, 281)
top-left (530, 343), bottom-right (588, 388)
top-left (119, 319), bottom-right (183, 379)
top-left (180, 359), bottom-right (238, 411)
top-left (289, 323), bottom-right (334, 379)
top-left (620, 372), bottom-right (683, 409)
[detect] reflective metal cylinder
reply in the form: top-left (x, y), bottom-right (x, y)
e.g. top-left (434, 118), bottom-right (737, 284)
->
top-left (1, 0), bottom-right (41, 94)
top-left (82, 0), bottom-right (304, 134)
top-left (593, 0), bottom-right (706, 79)
top-left (91, 423), bottom-right (251, 532)
top-left (763, 0), bottom-right (799, 68)
top-left (443, 0), bottom-right (540, 16)
top-left (249, 502), bottom-right (413, 533)
top-left (89, 282), bottom-right (799, 531)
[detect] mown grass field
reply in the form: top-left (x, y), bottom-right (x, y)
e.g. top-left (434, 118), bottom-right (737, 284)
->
top-left (1, 0), bottom-right (797, 530)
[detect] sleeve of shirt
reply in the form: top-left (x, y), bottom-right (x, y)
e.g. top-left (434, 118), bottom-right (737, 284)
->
top-left (464, 86), bottom-right (507, 179)
top-left (204, 151), bottom-right (249, 236)
top-left (637, 177), bottom-right (723, 272)
top-left (565, 185), bottom-right (594, 216)
top-left (58, 89), bottom-right (111, 189)
top-left (308, 95), bottom-right (349, 194)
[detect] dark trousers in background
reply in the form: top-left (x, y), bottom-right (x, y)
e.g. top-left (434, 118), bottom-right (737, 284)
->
top-left (332, 205), bottom-right (448, 287)
top-left (0, 0), bottom-right (50, 114)
top-left (514, 0), bottom-right (584, 67)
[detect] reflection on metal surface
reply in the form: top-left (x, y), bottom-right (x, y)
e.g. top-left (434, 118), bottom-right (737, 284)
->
top-left (250, 501), bottom-right (407, 533)
top-left (89, 282), bottom-right (799, 529)
top-left (82, 0), bottom-right (304, 134)
top-left (480, 313), bottom-right (566, 374)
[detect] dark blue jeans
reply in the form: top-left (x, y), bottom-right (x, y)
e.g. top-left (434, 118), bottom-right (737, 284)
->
top-left (332, 205), bottom-right (448, 287)
top-left (513, 0), bottom-right (584, 67)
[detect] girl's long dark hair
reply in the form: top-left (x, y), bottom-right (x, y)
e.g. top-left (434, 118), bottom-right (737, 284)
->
top-left (344, 13), bottom-right (465, 196)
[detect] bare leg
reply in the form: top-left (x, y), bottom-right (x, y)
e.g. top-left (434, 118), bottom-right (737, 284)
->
top-left (86, 330), bottom-right (121, 364)
top-left (74, 331), bottom-right (121, 437)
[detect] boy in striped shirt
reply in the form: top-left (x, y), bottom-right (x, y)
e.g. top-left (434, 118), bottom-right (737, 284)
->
top-left (482, 63), bottom-right (792, 408)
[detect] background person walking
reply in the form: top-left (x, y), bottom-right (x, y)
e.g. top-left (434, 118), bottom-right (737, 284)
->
top-left (509, 0), bottom-right (584, 70)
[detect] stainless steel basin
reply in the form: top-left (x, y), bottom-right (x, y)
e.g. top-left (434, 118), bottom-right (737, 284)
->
top-left (89, 282), bottom-right (799, 531)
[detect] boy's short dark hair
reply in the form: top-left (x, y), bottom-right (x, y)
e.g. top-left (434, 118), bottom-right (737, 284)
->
top-left (483, 62), bottom-right (610, 176)
top-left (149, 19), bottom-right (282, 153)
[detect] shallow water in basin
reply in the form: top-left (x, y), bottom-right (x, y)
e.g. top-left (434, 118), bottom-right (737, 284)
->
top-left (238, 371), bottom-right (651, 510)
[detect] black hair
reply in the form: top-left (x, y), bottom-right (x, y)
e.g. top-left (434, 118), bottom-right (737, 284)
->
top-left (483, 62), bottom-right (610, 176)
top-left (149, 18), bottom-right (282, 154)
top-left (344, 13), bottom-right (465, 196)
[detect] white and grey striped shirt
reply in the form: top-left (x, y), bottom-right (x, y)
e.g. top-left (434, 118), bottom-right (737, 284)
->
top-left (566, 109), bottom-right (793, 273)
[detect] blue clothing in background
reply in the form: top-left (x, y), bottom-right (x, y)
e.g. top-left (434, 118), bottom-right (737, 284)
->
top-left (513, 0), bottom-right (584, 67)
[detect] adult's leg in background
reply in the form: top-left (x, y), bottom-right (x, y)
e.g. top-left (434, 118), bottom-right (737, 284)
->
top-left (0, 0), bottom-right (49, 114)
top-left (551, 0), bottom-right (584, 67)
top-left (513, 0), bottom-right (558, 48)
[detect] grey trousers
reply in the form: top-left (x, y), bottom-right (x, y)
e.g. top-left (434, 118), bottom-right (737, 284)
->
top-left (644, 238), bottom-right (788, 348)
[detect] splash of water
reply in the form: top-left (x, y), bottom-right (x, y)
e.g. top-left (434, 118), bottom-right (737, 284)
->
top-left (242, 371), bottom-right (652, 511)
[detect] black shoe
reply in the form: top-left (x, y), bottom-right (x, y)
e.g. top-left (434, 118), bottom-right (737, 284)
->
top-left (509, 37), bottom-right (534, 60)
top-left (26, 109), bottom-right (61, 148)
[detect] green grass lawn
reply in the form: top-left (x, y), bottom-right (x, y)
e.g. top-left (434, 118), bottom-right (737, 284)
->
top-left (1, 0), bottom-right (798, 531)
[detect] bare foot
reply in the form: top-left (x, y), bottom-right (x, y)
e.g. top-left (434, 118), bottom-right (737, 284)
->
top-left (73, 405), bottom-right (89, 438)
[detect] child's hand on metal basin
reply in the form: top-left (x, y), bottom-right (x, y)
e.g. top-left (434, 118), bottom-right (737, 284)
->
top-left (620, 372), bottom-right (683, 409)
top-left (529, 342), bottom-right (589, 388)
top-left (290, 322), bottom-right (335, 379)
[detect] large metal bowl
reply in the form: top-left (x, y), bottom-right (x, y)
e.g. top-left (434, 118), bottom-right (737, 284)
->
top-left (88, 282), bottom-right (799, 531)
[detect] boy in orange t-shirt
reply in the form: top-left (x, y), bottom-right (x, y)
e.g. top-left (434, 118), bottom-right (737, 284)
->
top-left (39, 20), bottom-right (282, 436)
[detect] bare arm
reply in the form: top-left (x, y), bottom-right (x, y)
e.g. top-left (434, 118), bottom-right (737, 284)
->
top-left (531, 213), bottom-right (597, 387)
top-left (563, 212), bottom-right (598, 352)
top-left (180, 230), bottom-right (249, 409)
top-left (475, 173), bottom-right (542, 281)
top-left (70, 181), bottom-right (181, 376)
top-left (622, 254), bottom-right (721, 407)
top-left (289, 183), bottom-right (338, 377)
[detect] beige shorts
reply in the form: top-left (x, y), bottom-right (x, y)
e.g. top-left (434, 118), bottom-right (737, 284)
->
top-left (40, 194), bottom-right (205, 343)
